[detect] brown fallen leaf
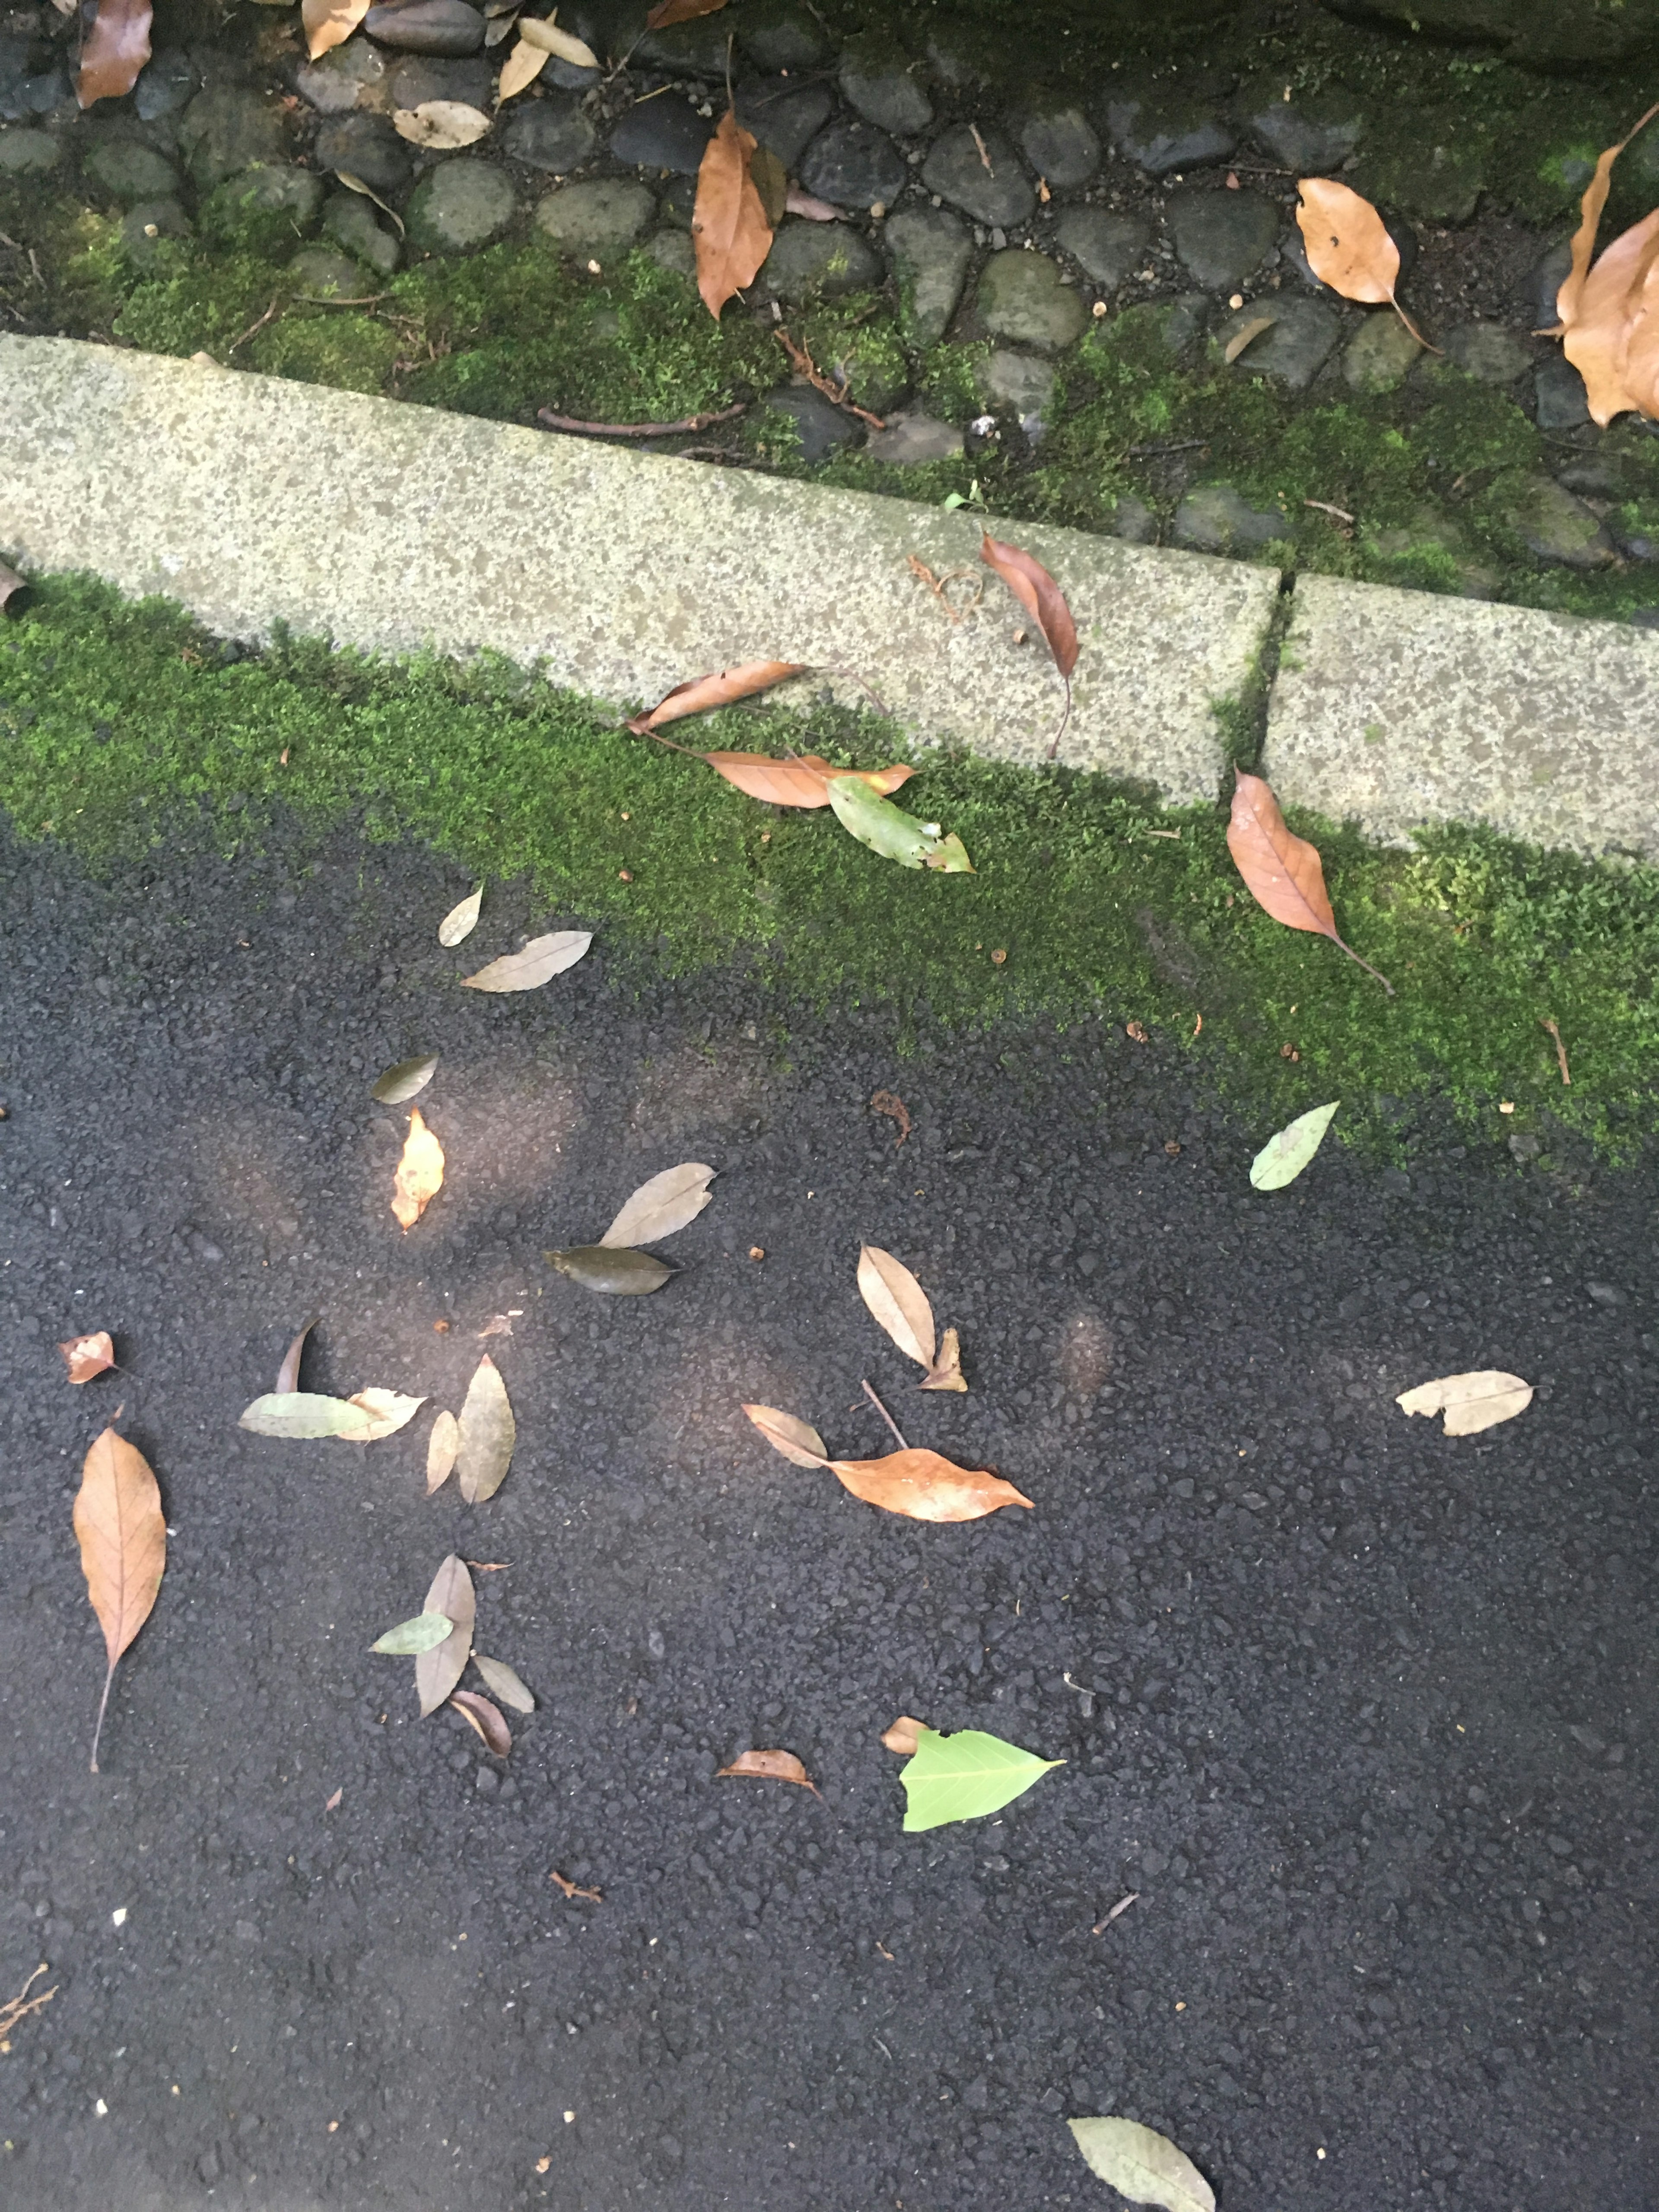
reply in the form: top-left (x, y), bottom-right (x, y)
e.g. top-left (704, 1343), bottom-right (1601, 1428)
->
top-left (1548, 105), bottom-right (1659, 423)
top-left (325, 1786), bottom-right (343, 1812)
top-left (1227, 769), bottom-right (1393, 994)
top-left (301, 0), bottom-right (369, 60)
top-left (59, 1331), bottom-right (115, 1385)
top-left (628, 661), bottom-right (807, 735)
top-left (702, 752), bottom-right (916, 808)
top-left (76, 0), bottom-right (151, 105)
top-left (426, 1408), bottom-right (460, 1493)
top-left (921, 1326), bottom-right (967, 1394)
top-left (717, 1748), bottom-right (822, 1797)
top-left (881, 1714), bottom-right (929, 1755)
top-left (869, 1089), bottom-right (911, 1144)
top-left (646, 0), bottom-right (726, 22)
top-left (1295, 177), bottom-right (1434, 350)
top-left (857, 1244), bottom-right (938, 1369)
top-left (979, 533), bottom-right (1079, 760)
top-left (74, 1427), bottom-right (166, 1773)
top-left (450, 1689), bottom-right (512, 1755)
top-left (1223, 312), bottom-right (1276, 365)
top-left (416, 1555), bottom-right (474, 1716)
top-left (392, 1106), bottom-right (445, 1229)
top-left (830, 1448), bottom-right (1034, 1522)
top-left (549, 1870), bottom-right (603, 1901)
top-left (274, 1318), bottom-right (315, 1395)
top-left (741, 1403), bottom-right (830, 1468)
top-left (693, 108), bottom-right (773, 323)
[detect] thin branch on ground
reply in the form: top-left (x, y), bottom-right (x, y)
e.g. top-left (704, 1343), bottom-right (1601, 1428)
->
top-left (1092, 1894), bottom-right (1139, 1934)
top-left (774, 329), bottom-right (886, 429)
top-left (1304, 498), bottom-right (1355, 524)
top-left (1541, 1017), bottom-right (1572, 1085)
top-left (537, 403), bottom-right (747, 439)
top-left (1127, 438), bottom-right (1209, 457)
top-left (861, 1379), bottom-right (909, 1452)
top-left (0, 1964), bottom-right (56, 2050)
top-left (907, 552), bottom-right (983, 624)
top-left (227, 297), bottom-right (282, 354)
top-left (295, 293), bottom-right (388, 308)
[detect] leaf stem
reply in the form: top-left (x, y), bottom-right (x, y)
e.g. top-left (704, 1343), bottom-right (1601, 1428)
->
top-left (861, 1379), bottom-right (909, 1451)
top-left (1046, 673), bottom-right (1073, 763)
top-left (1334, 933), bottom-right (1395, 996)
top-left (89, 1659), bottom-right (114, 1775)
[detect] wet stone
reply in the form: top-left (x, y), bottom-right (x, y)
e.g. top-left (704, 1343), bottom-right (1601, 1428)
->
top-left (314, 112), bottom-right (412, 197)
top-left (1357, 109), bottom-right (1484, 223)
top-left (1105, 94), bottom-right (1236, 178)
top-left (119, 196), bottom-right (193, 267)
top-left (1217, 296), bottom-right (1341, 391)
top-left (178, 87), bottom-right (288, 188)
top-left (799, 118), bottom-right (906, 212)
top-left (297, 41), bottom-right (391, 115)
top-left (534, 177), bottom-right (655, 253)
top-left (734, 77), bottom-right (832, 170)
top-left (1107, 492), bottom-right (1158, 543)
top-left (0, 64), bottom-right (68, 123)
top-left (499, 94), bottom-right (597, 173)
top-left (884, 203), bottom-right (970, 347)
top-left (1015, 105), bottom-right (1100, 191)
top-left (839, 52), bottom-right (933, 138)
top-left (1172, 485), bottom-right (1287, 554)
top-left (1167, 188), bottom-right (1277, 291)
top-left (644, 227), bottom-right (695, 279)
top-left (1444, 321), bottom-right (1531, 385)
top-left (386, 54), bottom-right (493, 109)
top-left (1052, 207), bottom-right (1150, 291)
top-left (0, 126), bottom-right (60, 175)
top-left (323, 190), bottom-right (401, 275)
top-left (1343, 310), bottom-right (1422, 394)
top-left (609, 96), bottom-right (712, 176)
top-left (289, 245), bottom-right (369, 297)
top-left (405, 157), bottom-right (516, 252)
top-left (976, 249), bottom-right (1086, 351)
top-left (1534, 353), bottom-right (1590, 430)
top-left (83, 138), bottom-right (181, 203)
top-left (926, 27), bottom-right (986, 87)
top-left (133, 48), bottom-right (197, 124)
top-left (362, 0), bottom-right (486, 55)
top-left (738, 1), bottom-right (830, 71)
top-left (1496, 474), bottom-right (1616, 569)
top-left (1240, 89), bottom-right (1364, 172)
top-left (762, 218), bottom-right (880, 302)
top-left (200, 163), bottom-right (325, 249)
top-left (1527, 237), bottom-right (1573, 328)
top-left (864, 413), bottom-right (963, 464)
top-left (922, 124), bottom-right (1035, 230)
top-left (636, 16), bottom-right (730, 76)
top-left (978, 348), bottom-right (1055, 420)
top-left (1147, 291), bottom-right (1213, 356)
top-left (756, 385), bottom-right (863, 463)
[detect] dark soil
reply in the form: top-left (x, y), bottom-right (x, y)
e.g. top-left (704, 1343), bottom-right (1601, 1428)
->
top-left (0, 814), bottom-right (1654, 2210)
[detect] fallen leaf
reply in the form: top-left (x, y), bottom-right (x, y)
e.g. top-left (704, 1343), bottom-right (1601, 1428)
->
top-left (274, 1319), bottom-right (315, 1395)
top-left (784, 186), bottom-right (840, 221)
top-left (601, 1162), bottom-right (716, 1247)
top-left (1249, 1101), bottom-right (1340, 1190)
top-left (73, 1427), bottom-right (165, 1773)
top-left (301, 0), bottom-right (369, 60)
top-left (1396, 1370), bottom-right (1533, 1437)
top-left (881, 1714), bottom-right (929, 1755)
top-left (370, 1610), bottom-right (455, 1654)
top-left (340, 1388), bottom-right (428, 1441)
top-left (76, 0), bottom-right (151, 105)
top-left (692, 108), bottom-right (773, 321)
top-left (628, 661), bottom-right (806, 734)
top-left (325, 1787), bottom-right (343, 1811)
top-left (857, 1245), bottom-right (937, 1370)
top-left (549, 1870), bottom-right (602, 1901)
top-left (461, 930), bottom-right (592, 992)
top-left (830, 1448), bottom-right (1033, 1522)
top-left (717, 1749), bottom-right (821, 1796)
top-left (392, 1106), bottom-right (445, 1229)
top-left (455, 1354), bottom-right (515, 1504)
top-left (394, 100), bottom-right (492, 149)
top-left (896, 1725), bottom-right (1062, 1831)
top-left (824, 777), bottom-right (973, 872)
top-left (336, 171), bottom-right (406, 235)
top-left (483, 7), bottom-right (517, 43)
top-left (426, 1408), bottom-right (460, 1493)
top-left (238, 1389), bottom-right (424, 1440)
top-left (59, 1331), bottom-right (115, 1385)
top-left (921, 1326), bottom-right (967, 1393)
top-left (477, 1313), bottom-right (513, 1338)
top-left (1227, 770), bottom-right (1392, 993)
top-left (416, 1555), bottom-right (474, 1716)
top-left (702, 752), bottom-right (915, 808)
top-left (438, 884), bottom-right (483, 946)
top-left (1296, 176), bottom-right (1431, 350)
top-left (979, 531), bottom-right (1078, 759)
top-left (546, 1246), bottom-right (674, 1294)
top-left (646, 0), bottom-right (726, 24)
top-left (741, 1402), bottom-right (830, 1468)
top-left (1067, 2117), bottom-right (1216, 2212)
top-left (870, 1089), bottom-right (911, 1144)
top-left (514, 11), bottom-right (597, 64)
top-left (449, 1689), bottom-right (512, 1754)
top-left (498, 22), bottom-right (546, 86)
top-left (1548, 107), bottom-right (1659, 423)
top-left (0, 560), bottom-right (27, 608)
top-left (372, 1054), bottom-right (438, 1104)
top-left (472, 1654), bottom-right (535, 1711)
top-left (1223, 312), bottom-right (1276, 364)
top-left (1554, 102), bottom-right (1659, 329)
top-left (750, 144), bottom-right (787, 228)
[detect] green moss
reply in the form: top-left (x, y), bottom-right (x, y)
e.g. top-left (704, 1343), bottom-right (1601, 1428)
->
top-left (791, 294), bottom-right (909, 413)
top-left (917, 342), bottom-right (990, 425)
top-left (248, 309), bottom-right (401, 393)
top-left (115, 250), bottom-right (283, 359)
top-left (4, 570), bottom-right (1657, 1160)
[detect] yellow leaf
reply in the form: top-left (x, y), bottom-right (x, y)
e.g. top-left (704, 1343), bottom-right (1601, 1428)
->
top-left (392, 1106), bottom-right (445, 1229)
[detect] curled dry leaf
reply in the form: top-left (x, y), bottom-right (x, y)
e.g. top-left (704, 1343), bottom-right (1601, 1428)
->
top-left (693, 108), bottom-right (773, 322)
top-left (302, 0), bottom-right (369, 60)
top-left (702, 753), bottom-right (916, 808)
top-left (394, 100), bottom-right (492, 149)
top-left (238, 1389), bottom-right (424, 1440)
top-left (857, 1245), bottom-right (937, 1369)
top-left (461, 930), bottom-right (592, 992)
top-left (979, 532), bottom-right (1078, 759)
top-left (921, 1326), bottom-right (967, 1393)
top-left (1550, 105), bottom-right (1659, 423)
top-left (547, 1245), bottom-right (674, 1295)
top-left (392, 1106), bottom-right (445, 1229)
top-left (76, 0), bottom-right (152, 106)
top-left (717, 1749), bottom-right (821, 1797)
top-left (74, 1427), bottom-right (165, 1773)
top-left (601, 1162), bottom-right (716, 1248)
top-left (449, 1689), bottom-right (512, 1755)
top-left (1223, 312), bottom-right (1276, 365)
top-left (742, 1403), bottom-right (830, 1468)
top-left (1249, 1100), bottom-right (1340, 1191)
top-left (0, 561), bottom-right (28, 609)
top-left (646, 0), bottom-right (727, 25)
top-left (515, 12), bottom-right (597, 64)
top-left (370, 1611), bottom-right (455, 1654)
top-left (897, 1726), bottom-right (1062, 1831)
top-left (416, 1555), bottom-right (475, 1716)
top-left (455, 1354), bottom-right (515, 1504)
top-left (336, 171), bottom-right (405, 235)
top-left (472, 1653), bottom-right (535, 1711)
top-left (629, 661), bottom-right (806, 734)
top-left (1227, 770), bottom-right (1392, 994)
top-left (426, 1408), bottom-right (460, 1493)
top-left (373, 1053), bottom-right (438, 1104)
top-left (881, 1714), bottom-right (929, 1756)
top-left (1296, 177), bottom-right (1433, 351)
top-left (830, 1448), bottom-right (1033, 1523)
top-left (824, 776), bottom-right (973, 872)
top-left (59, 1330), bottom-right (115, 1385)
top-left (438, 884), bottom-right (483, 946)
top-left (1396, 1370), bottom-right (1533, 1437)
top-left (274, 1319), bottom-right (315, 1395)
top-left (1067, 2118), bottom-right (1216, 2212)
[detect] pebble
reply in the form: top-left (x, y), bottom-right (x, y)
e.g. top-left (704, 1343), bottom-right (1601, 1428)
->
top-left (1342, 311), bottom-right (1423, 394)
top-left (405, 157), bottom-right (517, 253)
top-left (644, 227), bottom-right (696, 280)
top-left (362, 0), bottom-right (486, 56)
top-left (322, 190), bottom-right (401, 276)
top-left (1495, 474), bottom-right (1615, 569)
top-left (798, 118), bottom-right (907, 212)
top-left (298, 41), bottom-right (392, 114)
top-left (499, 94), bottom-right (597, 173)
top-left (1586, 1280), bottom-right (1626, 1307)
top-left (178, 86), bottom-right (288, 188)
top-left (201, 162), bottom-right (325, 246)
top-left (1443, 321), bottom-right (1532, 385)
top-left (1241, 90), bottom-right (1364, 173)
top-left (1106, 93), bottom-right (1236, 178)
top-left (1149, 290), bottom-right (1214, 356)
top-left (636, 15), bottom-right (729, 76)
top-left (133, 48), bottom-right (197, 124)
top-left (977, 348), bottom-right (1056, 421)
top-left (609, 96), bottom-right (713, 176)
top-left (1533, 353), bottom-right (1590, 429)
top-left (1171, 484), bottom-right (1287, 554)
top-left (1015, 105), bottom-right (1101, 190)
top-left (1215, 296), bottom-right (1342, 391)
top-left (757, 385), bottom-right (865, 462)
top-left (1167, 187), bottom-right (1278, 291)
top-left (839, 51), bottom-right (933, 138)
top-left (922, 123), bottom-right (1035, 229)
top-left (386, 54), bottom-right (492, 109)
top-left (762, 218), bottom-right (880, 301)
top-left (0, 65), bottom-right (70, 123)
top-left (884, 203), bottom-right (971, 347)
top-left (534, 178), bottom-right (655, 254)
top-left (119, 196), bottom-right (193, 267)
top-left (734, 76), bottom-right (833, 170)
top-left (864, 413), bottom-right (964, 464)
top-left (738, 1), bottom-right (830, 71)
top-left (1107, 492), bottom-right (1158, 543)
top-left (288, 245), bottom-right (370, 297)
top-left (314, 112), bottom-right (413, 197)
top-left (976, 248), bottom-right (1087, 351)
top-left (1052, 206), bottom-right (1150, 290)
top-left (82, 138), bottom-right (181, 204)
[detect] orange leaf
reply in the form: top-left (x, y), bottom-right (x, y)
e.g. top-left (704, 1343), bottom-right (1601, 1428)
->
top-left (629, 660), bottom-right (807, 734)
top-left (1555, 102), bottom-right (1659, 333)
top-left (76, 0), bottom-right (151, 105)
top-left (692, 108), bottom-right (773, 322)
top-left (59, 1331), bottom-right (115, 1385)
top-left (828, 1449), bottom-right (1034, 1523)
top-left (646, 0), bottom-right (728, 25)
top-left (392, 1106), bottom-right (445, 1229)
top-left (716, 1748), bottom-right (821, 1796)
top-left (1227, 769), bottom-right (1392, 994)
top-left (73, 1427), bottom-right (166, 1772)
top-left (741, 1403), bottom-right (830, 1468)
top-left (1565, 207), bottom-right (1659, 423)
top-left (881, 1715), bottom-right (929, 1755)
top-left (703, 752), bottom-right (916, 807)
top-left (1295, 178), bottom-right (1433, 350)
top-left (978, 533), bottom-right (1077, 678)
top-left (302, 0), bottom-right (369, 62)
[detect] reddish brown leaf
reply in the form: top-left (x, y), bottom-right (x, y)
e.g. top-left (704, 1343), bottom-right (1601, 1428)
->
top-left (703, 752), bottom-right (916, 807)
top-left (449, 1689), bottom-right (512, 1755)
top-left (979, 533), bottom-right (1078, 678)
top-left (76, 0), bottom-right (152, 106)
top-left (1227, 770), bottom-right (1392, 994)
top-left (1555, 103), bottom-right (1659, 333)
top-left (881, 1715), bottom-right (929, 1755)
top-left (325, 1786), bottom-right (343, 1811)
top-left (628, 661), bottom-right (807, 734)
top-left (73, 1427), bottom-right (166, 1772)
top-left (59, 1331), bottom-right (115, 1385)
top-left (829, 1448), bottom-right (1034, 1523)
top-left (645, 0), bottom-right (727, 25)
top-left (716, 1748), bottom-right (821, 1796)
top-left (692, 108), bottom-right (773, 322)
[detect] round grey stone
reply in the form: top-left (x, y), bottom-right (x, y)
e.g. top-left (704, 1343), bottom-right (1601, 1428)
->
top-left (839, 55), bottom-right (933, 137)
top-left (1526, 237), bottom-right (1573, 328)
top-left (922, 124), bottom-right (1035, 229)
top-left (0, 127), bottom-right (62, 176)
top-left (133, 50), bottom-right (197, 124)
top-left (1171, 485), bottom-right (1287, 554)
top-left (1342, 311), bottom-right (1423, 394)
top-left (83, 138), bottom-right (180, 203)
top-left (322, 191), bottom-right (401, 276)
top-left (288, 245), bottom-right (371, 298)
top-left (201, 162), bottom-right (326, 245)
top-left (761, 219), bottom-right (881, 302)
top-left (1533, 353), bottom-right (1590, 430)
top-left (756, 385), bottom-right (863, 463)
top-left (499, 94), bottom-right (597, 173)
top-left (1215, 296), bottom-right (1341, 390)
top-left (1105, 95), bottom-right (1236, 178)
top-left (976, 349), bottom-right (1055, 420)
top-left (1443, 321), bottom-right (1532, 385)
top-left (1496, 474), bottom-right (1615, 569)
top-left (1106, 493), bottom-right (1158, 544)
top-left (1353, 109), bottom-right (1484, 224)
top-left (1052, 207), bottom-right (1150, 290)
top-left (534, 178), bottom-right (655, 254)
top-left (386, 54), bottom-right (492, 110)
top-left (405, 157), bottom-right (517, 253)
top-left (118, 197), bottom-right (193, 268)
top-left (739, 1), bottom-right (830, 70)
top-left (864, 413), bottom-right (964, 464)
top-left (884, 203), bottom-right (971, 348)
top-left (1015, 106), bottom-right (1100, 191)
top-left (734, 77), bottom-right (832, 169)
top-left (178, 87), bottom-right (288, 188)
top-left (609, 96), bottom-right (713, 176)
top-left (1168, 188), bottom-right (1278, 291)
top-left (976, 249), bottom-right (1087, 351)
top-left (1240, 90), bottom-right (1363, 172)
top-left (636, 18), bottom-right (731, 77)
top-left (314, 112), bottom-right (413, 197)
top-left (799, 118), bottom-right (906, 212)
top-left (644, 227), bottom-right (696, 280)
top-left (362, 0), bottom-right (486, 55)
top-left (296, 41), bottom-right (391, 115)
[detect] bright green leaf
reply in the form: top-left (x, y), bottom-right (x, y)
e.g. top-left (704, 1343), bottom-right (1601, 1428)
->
top-left (370, 1611), bottom-right (454, 1655)
top-left (1248, 1100), bottom-right (1339, 1190)
top-left (1067, 2118), bottom-right (1215, 2212)
top-left (898, 1726), bottom-right (1062, 1832)
top-left (824, 777), bottom-right (973, 874)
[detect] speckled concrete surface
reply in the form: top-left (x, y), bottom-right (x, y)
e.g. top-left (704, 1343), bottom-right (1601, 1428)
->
top-left (0, 336), bottom-right (1278, 807)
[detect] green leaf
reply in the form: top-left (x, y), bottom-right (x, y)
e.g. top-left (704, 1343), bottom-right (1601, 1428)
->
top-left (372, 1054), bottom-right (438, 1104)
top-left (239, 1391), bottom-right (384, 1439)
top-left (1066, 2118), bottom-right (1215, 2212)
top-left (1248, 1100), bottom-right (1339, 1190)
top-left (544, 1245), bottom-right (674, 1295)
top-left (370, 1611), bottom-right (454, 1655)
top-left (824, 777), bottom-right (973, 874)
top-left (898, 1726), bottom-right (1062, 1832)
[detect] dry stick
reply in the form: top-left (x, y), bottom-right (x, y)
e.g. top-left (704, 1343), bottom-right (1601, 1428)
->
top-left (1127, 438), bottom-right (1209, 457)
top-left (0, 1963), bottom-right (56, 2042)
top-left (861, 1379), bottom-right (909, 1452)
top-left (1304, 498), bottom-right (1355, 524)
top-left (1046, 673), bottom-right (1073, 763)
top-left (537, 402), bottom-right (747, 439)
top-left (1541, 1017), bottom-right (1572, 1086)
top-left (1092, 1892), bottom-right (1139, 1935)
top-left (227, 296), bottom-right (282, 354)
top-left (775, 328), bottom-right (886, 429)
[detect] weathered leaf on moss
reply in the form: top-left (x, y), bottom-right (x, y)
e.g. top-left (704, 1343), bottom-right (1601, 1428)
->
top-left (438, 885), bottom-right (483, 946)
top-left (1227, 770), bottom-right (1391, 993)
top-left (702, 752), bottom-right (916, 807)
top-left (455, 1354), bottom-right (515, 1503)
top-left (1396, 1370), bottom-right (1533, 1436)
top-left (824, 776), bottom-right (973, 872)
top-left (416, 1555), bottom-right (474, 1716)
top-left (601, 1163), bottom-right (716, 1248)
top-left (472, 1653), bottom-right (535, 1711)
top-left (1249, 1101), bottom-right (1340, 1190)
top-left (371, 1611), bottom-right (454, 1655)
top-left (897, 1726), bottom-right (1062, 1832)
top-left (547, 1246), bottom-right (674, 1294)
top-left (462, 930), bottom-right (592, 992)
top-left (742, 1402), bottom-right (830, 1468)
top-left (1067, 2118), bottom-right (1216, 2212)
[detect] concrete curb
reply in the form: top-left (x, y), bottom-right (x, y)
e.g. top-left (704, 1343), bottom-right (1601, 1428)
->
top-left (5, 337), bottom-right (1659, 857)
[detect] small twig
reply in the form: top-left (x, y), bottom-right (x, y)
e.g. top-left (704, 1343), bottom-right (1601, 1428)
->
top-left (775, 328), bottom-right (886, 429)
top-left (1541, 1017), bottom-right (1571, 1086)
top-left (549, 1869), bottom-right (602, 1902)
top-left (907, 552), bottom-right (982, 624)
top-left (295, 292), bottom-right (388, 307)
top-left (537, 402), bottom-right (747, 439)
top-left (861, 1379), bottom-right (909, 1452)
top-left (969, 122), bottom-right (993, 174)
top-left (0, 1964), bottom-right (56, 2049)
top-left (1127, 438), bottom-right (1208, 457)
top-left (1046, 673), bottom-right (1073, 763)
top-left (227, 296), bottom-right (282, 354)
top-left (1092, 1893), bottom-right (1139, 1935)
top-left (1303, 498), bottom-right (1355, 524)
